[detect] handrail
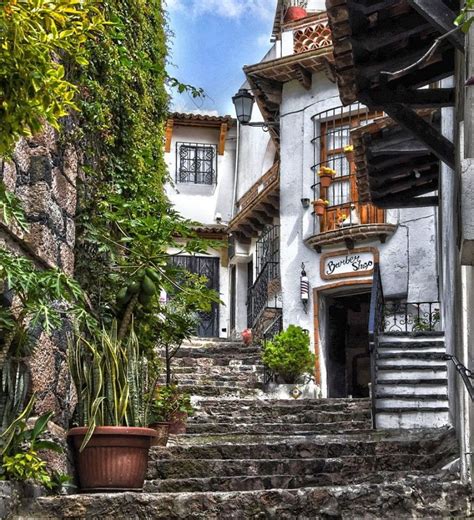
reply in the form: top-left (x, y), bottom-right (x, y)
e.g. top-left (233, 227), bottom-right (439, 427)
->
top-left (444, 354), bottom-right (474, 401)
top-left (368, 263), bottom-right (384, 429)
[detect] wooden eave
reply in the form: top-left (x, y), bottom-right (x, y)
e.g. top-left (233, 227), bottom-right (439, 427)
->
top-left (229, 165), bottom-right (280, 239)
top-left (326, 0), bottom-right (458, 106)
top-left (351, 114), bottom-right (440, 208)
top-left (244, 47), bottom-right (334, 145)
top-left (165, 114), bottom-right (234, 156)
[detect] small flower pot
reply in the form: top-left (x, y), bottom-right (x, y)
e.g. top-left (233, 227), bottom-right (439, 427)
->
top-left (312, 200), bottom-right (326, 217)
top-left (149, 422), bottom-right (170, 446)
top-left (344, 150), bottom-right (354, 163)
top-left (68, 426), bottom-right (157, 492)
top-left (284, 6), bottom-right (307, 22)
top-left (319, 173), bottom-right (333, 189)
top-left (168, 411), bottom-right (188, 434)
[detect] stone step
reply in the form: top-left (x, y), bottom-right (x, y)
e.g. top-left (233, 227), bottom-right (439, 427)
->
top-left (172, 346), bottom-right (262, 359)
top-left (185, 420), bottom-right (371, 435)
top-left (376, 409), bottom-right (451, 429)
top-left (377, 365), bottom-right (447, 372)
top-left (172, 356), bottom-right (263, 367)
top-left (167, 378), bottom-right (261, 388)
top-left (18, 477), bottom-right (472, 519)
top-left (377, 351), bottom-right (447, 361)
top-left (172, 365), bottom-right (262, 374)
top-left (150, 429), bottom-right (456, 461)
top-left (376, 398), bottom-right (448, 409)
top-left (146, 454), bottom-right (441, 482)
top-left (193, 398), bottom-right (371, 412)
top-left (189, 410), bottom-right (372, 425)
top-left (378, 341), bottom-right (445, 353)
top-left (377, 381), bottom-right (448, 395)
top-left (180, 385), bottom-right (264, 397)
top-left (145, 466), bottom-right (444, 493)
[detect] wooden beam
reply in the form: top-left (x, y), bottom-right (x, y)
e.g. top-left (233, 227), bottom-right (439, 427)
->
top-left (370, 169), bottom-right (438, 198)
top-left (218, 123), bottom-right (228, 156)
top-left (368, 135), bottom-right (430, 156)
top-left (253, 209), bottom-right (274, 225)
top-left (165, 119), bottom-right (173, 153)
top-left (373, 195), bottom-right (439, 209)
top-left (365, 97), bottom-right (455, 169)
top-left (233, 232), bottom-right (251, 245)
top-left (408, 0), bottom-right (465, 52)
top-left (260, 202), bottom-right (279, 217)
top-left (366, 88), bottom-right (455, 108)
top-left (295, 65), bottom-right (312, 90)
top-left (372, 180), bottom-right (438, 205)
top-left (247, 217), bottom-right (266, 233)
top-left (237, 225), bottom-right (258, 239)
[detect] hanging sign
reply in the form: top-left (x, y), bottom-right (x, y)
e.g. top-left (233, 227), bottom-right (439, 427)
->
top-left (320, 247), bottom-right (378, 280)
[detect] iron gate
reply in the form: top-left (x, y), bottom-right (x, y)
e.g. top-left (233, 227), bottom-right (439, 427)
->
top-left (170, 255), bottom-right (220, 338)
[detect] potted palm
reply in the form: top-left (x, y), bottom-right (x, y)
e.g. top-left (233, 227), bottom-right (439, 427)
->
top-left (284, 0), bottom-right (308, 22)
top-left (67, 321), bottom-right (158, 492)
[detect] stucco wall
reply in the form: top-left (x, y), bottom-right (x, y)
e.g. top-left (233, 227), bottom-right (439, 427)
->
top-left (165, 125), bottom-right (236, 225)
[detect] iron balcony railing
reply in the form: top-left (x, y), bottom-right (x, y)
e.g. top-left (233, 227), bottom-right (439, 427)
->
top-left (383, 301), bottom-right (441, 333)
top-left (247, 261), bottom-right (281, 329)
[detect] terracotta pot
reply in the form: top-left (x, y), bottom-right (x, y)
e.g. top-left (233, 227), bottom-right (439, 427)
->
top-left (149, 422), bottom-right (170, 447)
top-left (168, 411), bottom-right (187, 434)
top-left (344, 150), bottom-right (354, 163)
top-left (68, 426), bottom-right (157, 492)
top-left (284, 6), bottom-right (307, 22)
top-left (312, 200), bottom-right (326, 217)
top-left (319, 173), bottom-right (333, 189)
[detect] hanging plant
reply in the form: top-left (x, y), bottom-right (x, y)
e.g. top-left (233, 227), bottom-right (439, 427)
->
top-left (318, 166), bottom-right (336, 189)
top-left (312, 199), bottom-right (329, 217)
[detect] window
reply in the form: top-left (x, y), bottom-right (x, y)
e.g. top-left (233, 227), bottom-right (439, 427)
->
top-left (176, 142), bottom-right (217, 184)
top-left (313, 105), bottom-right (384, 233)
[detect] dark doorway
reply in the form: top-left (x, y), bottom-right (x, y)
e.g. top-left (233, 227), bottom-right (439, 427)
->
top-left (170, 255), bottom-right (220, 338)
top-left (326, 292), bottom-right (371, 398)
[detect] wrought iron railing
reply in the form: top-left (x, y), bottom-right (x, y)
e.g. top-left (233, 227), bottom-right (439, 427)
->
top-left (383, 301), bottom-right (441, 333)
top-left (368, 263), bottom-right (384, 428)
top-left (256, 225), bottom-right (280, 279)
top-left (443, 354), bottom-right (474, 401)
top-left (247, 261), bottom-right (281, 329)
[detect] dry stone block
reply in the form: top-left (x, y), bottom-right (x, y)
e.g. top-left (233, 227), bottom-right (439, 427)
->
top-left (52, 167), bottom-right (77, 215)
top-left (59, 242), bottom-right (74, 275)
top-left (24, 223), bottom-right (58, 268)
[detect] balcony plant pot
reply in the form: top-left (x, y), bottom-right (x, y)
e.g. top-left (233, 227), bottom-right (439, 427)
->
top-left (312, 199), bottom-right (326, 217)
top-left (68, 426), bottom-right (157, 492)
top-left (319, 173), bottom-right (333, 189)
top-left (284, 6), bottom-right (307, 22)
top-left (168, 411), bottom-right (188, 434)
top-left (149, 422), bottom-right (170, 447)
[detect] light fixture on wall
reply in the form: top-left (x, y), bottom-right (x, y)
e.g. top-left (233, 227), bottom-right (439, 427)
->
top-left (301, 198), bottom-right (310, 209)
top-left (300, 263), bottom-right (309, 313)
top-left (232, 89), bottom-right (279, 130)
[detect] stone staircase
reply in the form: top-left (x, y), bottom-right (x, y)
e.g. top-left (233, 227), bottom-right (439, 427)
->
top-left (14, 337), bottom-right (473, 519)
top-left (375, 332), bottom-right (450, 429)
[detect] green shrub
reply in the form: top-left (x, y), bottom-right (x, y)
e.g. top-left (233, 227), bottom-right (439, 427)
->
top-left (262, 325), bottom-right (315, 384)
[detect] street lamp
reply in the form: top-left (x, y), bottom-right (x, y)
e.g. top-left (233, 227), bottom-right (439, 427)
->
top-left (232, 88), bottom-right (279, 129)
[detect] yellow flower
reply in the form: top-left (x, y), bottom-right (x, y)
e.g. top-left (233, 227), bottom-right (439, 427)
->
top-left (318, 166), bottom-right (336, 176)
top-left (344, 145), bottom-right (354, 153)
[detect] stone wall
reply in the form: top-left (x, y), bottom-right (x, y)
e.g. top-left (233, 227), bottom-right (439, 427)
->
top-left (0, 125), bottom-right (79, 429)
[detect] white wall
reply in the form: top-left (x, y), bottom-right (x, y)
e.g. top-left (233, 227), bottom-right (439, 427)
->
top-left (165, 125), bottom-right (236, 225)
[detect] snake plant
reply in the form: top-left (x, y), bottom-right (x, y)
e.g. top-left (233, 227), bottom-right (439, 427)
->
top-left (69, 321), bottom-right (154, 450)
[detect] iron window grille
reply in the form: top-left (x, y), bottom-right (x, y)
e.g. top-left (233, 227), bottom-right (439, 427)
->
top-left (176, 142), bottom-right (217, 185)
top-left (256, 225), bottom-right (280, 280)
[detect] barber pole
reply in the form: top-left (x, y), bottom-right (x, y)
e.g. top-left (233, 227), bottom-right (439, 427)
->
top-left (300, 263), bottom-right (309, 313)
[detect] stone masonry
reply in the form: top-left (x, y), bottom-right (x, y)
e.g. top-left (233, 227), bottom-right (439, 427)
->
top-left (16, 338), bottom-right (473, 519)
top-left (0, 126), bottom-right (80, 427)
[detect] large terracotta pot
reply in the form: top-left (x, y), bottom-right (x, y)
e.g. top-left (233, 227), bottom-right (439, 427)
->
top-left (284, 6), bottom-right (307, 22)
top-left (168, 411), bottom-right (187, 434)
top-left (68, 426), bottom-right (157, 492)
top-left (149, 422), bottom-right (170, 447)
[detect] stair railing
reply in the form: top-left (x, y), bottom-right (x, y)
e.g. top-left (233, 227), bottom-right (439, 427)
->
top-left (368, 263), bottom-right (384, 428)
top-left (443, 354), bottom-right (474, 401)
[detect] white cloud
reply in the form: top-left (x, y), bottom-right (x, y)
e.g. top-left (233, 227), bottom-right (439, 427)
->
top-left (166, 0), bottom-right (276, 21)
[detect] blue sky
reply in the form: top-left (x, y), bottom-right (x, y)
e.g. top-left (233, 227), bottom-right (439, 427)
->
top-left (166, 0), bottom-right (276, 116)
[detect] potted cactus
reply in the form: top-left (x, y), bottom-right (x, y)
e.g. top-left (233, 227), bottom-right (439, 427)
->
top-left (312, 198), bottom-right (329, 217)
top-left (68, 322), bottom-right (157, 492)
top-left (284, 0), bottom-right (308, 22)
